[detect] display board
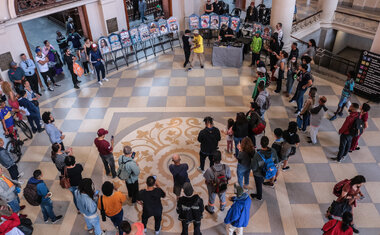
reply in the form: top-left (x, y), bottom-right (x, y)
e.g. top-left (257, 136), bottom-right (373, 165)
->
top-left (201, 14), bottom-right (210, 29)
top-left (210, 14), bottom-right (220, 29)
top-left (108, 33), bottom-right (122, 51)
top-left (120, 30), bottom-right (132, 47)
top-left (149, 22), bottom-right (160, 37)
top-left (98, 37), bottom-right (111, 54)
top-left (354, 50), bottom-right (380, 102)
top-left (138, 24), bottom-right (151, 42)
top-left (158, 19), bottom-right (169, 35)
top-left (189, 14), bottom-right (200, 30)
top-left (230, 16), bottom-right (240, 32)
top-left (220, 15), bottom-right (230, 28)
top-left (129, 27), bottom-right (140, 44)
top-left (167, 17), bottom-right (179, 33)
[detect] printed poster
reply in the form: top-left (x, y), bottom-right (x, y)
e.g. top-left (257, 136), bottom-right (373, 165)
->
top-left (149, 22), bottom-right (160, 37)
top-left (262, 26), bottom-right (272, 41)
top-left (167, 17), bottom-right (179, 33)
top-left (138, 24), bottom-right (151, 42)
top-left (98, 37), bottom-right (111, 54)
top-left (220, 15), bottom-right (230, 28)
top-left (108, 33), bottom-right (122, 51)
top-left (120, 30), bottom-right (132, 47)
top-left (210, 14), bottom-right (220, 30)
top-left (230, 16), bottom-right (240, 32)
top-left (189, 14), bottom-right (200, 30)
top-left (158, 19), bottom-right (169, 35)
top-left (254, 23), bottom-right (263, 34)
top-left (129, 27), bottom-right (140, 44)
top-left (200, 14), bottom-right (210, 29)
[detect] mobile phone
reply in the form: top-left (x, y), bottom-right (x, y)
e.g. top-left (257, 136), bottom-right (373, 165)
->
top-left (131, 152), bottom-right (136, 159)
top-left (95, 190), bottom-right (99, 196)
top-left (153, 175), bottom-right (157, 180)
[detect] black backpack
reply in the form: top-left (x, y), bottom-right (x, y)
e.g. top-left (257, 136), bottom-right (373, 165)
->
top-left (350, 116), bottom-right (364, 137)
top-left (23, 182), bottom-right (42, 206)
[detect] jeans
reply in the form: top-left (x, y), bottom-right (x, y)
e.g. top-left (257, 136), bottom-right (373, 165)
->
top-left (8, 198), bottom-right (20, 213)
top-left (140, 11), bottom-right (145, 23)
top-left (286, 71), bottom-right (295, 94)
top-left (84, 214), bottom-right (102, 235)
top-left (109, 209), bottom-right (124, 234)
top-left (275, 70), bottom-right (284, 92)
top-left (69, 186), bottom-right (79, 210)
top-left (181, 221), bottom-right (201, 235)
top-left (296, 113), bottom-right (310, 131)
top-left (206, 184), bottom-right (226, 212)
top-left (82, 61), bottom-right (90, 74)
top-left (296, 88), bottom-right (307, 112)
top-left (234, 137), bottom-right (244, 157)
top-left (142, 213), bottom-right (162, 232)
top-left (253, 175), bottom-right (264, 199)
top-left (27, 115), bottom-right (42, 132)
top-left (94, 63), bottom-right (106, 82)
top-left (40, 199), bottom-right (57, 221)
top-left (237, 163), bottom-right (250, 187)
top-left (199, 152), bottom-right (214, 171)
top-left (337, 134), bottom-right (353, 160)
top-left (249, 135), bottom-right (256, 147)
top-left (251, 52), bottom-right (260, 65)
top-left (309, 126), bottom-right (319, 144)
top-left (69, 70), bottom-right (79, 86)
top-left (126, 180), bottom-right (139, 203)
top-left (8, 164), bottom-right (20, 180)
top-left (100, 154), bottom-right (116, 177)
top-left (40, 71), bottom-right (56, 88)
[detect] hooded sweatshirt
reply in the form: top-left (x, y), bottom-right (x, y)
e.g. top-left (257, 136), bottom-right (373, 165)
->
top-left (256, 89), bottom-right (269, 115)
top-left (176, 194), bottom-right (204, 222)
top-left (197, 127), bottom-right (221, 154)
top-left (224, 192), bottom-right (251, 227)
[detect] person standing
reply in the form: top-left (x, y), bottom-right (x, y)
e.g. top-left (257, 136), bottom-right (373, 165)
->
top-left (56, 31), bottom-right (69, 59)
top-left (118, 146), bottom-right (140, 203)
top-left (302, 39), bottom-right (317, 60)
top-left (35, 47), bottom-right (59, 91)
top-left (17, 90), bottom-right (44, 133)
top-left (138, 0), bottom-right (147, 23)
top-left (288, 42), bottom-right (299, 62)
top-left (132, 0), bottom-right (140, 20)
top-left (204, 0), bottom-right (214, 14)
top-left (204, 151), bottom-right (231, 214)
top-left (63, 48), bottom-right (80, 89)
top-left (7, 61), bottom-right (25, 93)
top-left (232, 112), bottom-right (249, 157)
top-left (349, 103), bottom-right (370, 152)
top-left (169, 154), bottom-right (190, 200)
top-left (188, 30), bottom-right (204, 71)
top-left (308, 96), bottom-right (328, 144)
top-left (273, 50), bottom-right (288, 93)
top-left (120, 220), bottom-right (145, 235)
top-left (266, 33), bottom-right (280, 73)
top-left (250, 31), bottom-right (262, 67)
top-left (90, 44), bottom-right (108, 86)
top-left (197, 116), bottom-right (221, 173)
top-left (252, 67), bottom-right (267, 100)
top-left (75, 178), bottom-right (103, 235)
top-left (65, 155), bottom-right (83, 213)
top-left (67, 29), bottom-right (82, 54)
top-left (274, 23), bottom-right (283, 44)
top-left (29, 169), bottom-right (63, 223)
top-left (138, 176), bottom-right (166, 235)
top-left (296, 87), bottom-right (317, 132)
top-left (281, 121), bottom-right (300, 171)
top-left (51, 143), bottom-right (72, 174)
top-left (330, 71), bottom-right (355, 121)
top-left (290, 64), bottom-right (313, 113)
top-left (66, 16), bottom-right (75, 35)
top-left (224, 184), bottom-right (251, 235)
top-left (176, 182), bottom-right (204, 235)
top-left (245, 2), bottom-right (258, 22)
top-left (213, 0), bottom-right (223, 15)
top-left (20, 53), bottom-right (40, 95)
top-left (94, 128), bottom-right (116, 178)
top-left (0, 168), bottom-right (25, 216)
top-left (236, 137), bottom-right (254, 189)
top-left (98, 181), bottom-right (126, 235)
top-left (42, 111), bottom-right (65, 150)
top-left (256, 81), bottom-right (270, 118)
top-left (0, 138), bottom-right (23, 181)
top-left (331, 103), bottom-right (360, 163)
top-left (182, 30), bottom-right (192, 68)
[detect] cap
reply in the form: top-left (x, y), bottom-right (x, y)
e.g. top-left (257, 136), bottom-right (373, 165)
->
top-left (35, 48), bottom-right (41, 53)
top-left (97, 128), bottom-right (108, 136)
top-left (255, 30), bottom-right (261, 34)
top-left (234, 183), bottom-right (244, 197)
top-left (10, 61), bottom-right (17, 67)
top-left (92, 43), bottom-right (98, 48)
top-left (193, 29), bottom-right (199, 34)
top-left (257, 67), bottom-right (266, 74)
top-left (183, 182), bottom-right (194, 196)
top-left (156, 4), bottom-right (161, 8)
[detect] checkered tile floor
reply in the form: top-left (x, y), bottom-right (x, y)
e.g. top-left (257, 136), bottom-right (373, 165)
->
top-left (14, 46), bottom-right (380, 235)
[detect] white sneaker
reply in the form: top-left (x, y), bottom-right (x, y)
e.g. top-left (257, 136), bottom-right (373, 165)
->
top-left (102, 78), bottom-right (109, 82)
top-left (144, 229), bottom-right (147, 233)
top-left (18, 172), bottom-right (24, 178)
top-left (98, 81), bottom-right (103, 86)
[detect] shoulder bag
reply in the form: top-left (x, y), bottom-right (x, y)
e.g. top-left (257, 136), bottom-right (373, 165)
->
top-left (59, 167), bottom-right (71, 189)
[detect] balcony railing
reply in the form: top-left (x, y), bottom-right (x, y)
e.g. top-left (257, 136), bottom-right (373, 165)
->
top-left (125, 0), bottom-right (163, 21)
top-left (15, 0), bottom-right (80, 16)
top-left (291, 10), bottom-right (322, 34)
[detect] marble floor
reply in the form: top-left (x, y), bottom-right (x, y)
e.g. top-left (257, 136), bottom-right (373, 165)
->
top-left (11, 44), bottom-right (380, 235)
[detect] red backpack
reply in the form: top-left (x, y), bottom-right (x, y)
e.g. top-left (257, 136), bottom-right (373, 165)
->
top-left (333, 179), bottom-right (350, 197)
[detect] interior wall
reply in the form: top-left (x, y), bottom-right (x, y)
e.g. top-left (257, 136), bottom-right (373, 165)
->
top-left (172, 0), bottom-right (185, 31)
top-left (332, 30), bottom-right (348, 54)
top-left (352, 0), bottom-right (380, 11)
top-left (85, 2), bottom-right (107, 40)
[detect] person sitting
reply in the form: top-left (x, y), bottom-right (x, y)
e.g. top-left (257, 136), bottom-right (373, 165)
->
top-left (154, 4), bottom-right (165, 21)
top-left (219, 25), bottom-right (234, 42)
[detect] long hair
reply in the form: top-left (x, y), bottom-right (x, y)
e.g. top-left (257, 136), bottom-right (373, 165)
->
top-left (78, 178), bottom-right (95, 199)
top-left (235, 112), bottom-right (247, 125)
top-left (227, 118), bottom-right (234, 129)
top-left (241, 137), bottom-right (254, 154)
top-left (350, 175), bottom-right (366, 186)
top-left (309, 39), bottom-right (316, 48)
top-left (1, 81), bottom-right (12, 96)
top-left (51, 143), bottom-right (60, 163)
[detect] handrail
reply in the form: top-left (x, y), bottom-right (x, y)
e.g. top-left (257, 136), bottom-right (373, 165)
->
top-left (293, 10), bottom-right (322, 25)
top-left (335, 10), bottom-right (380, 23)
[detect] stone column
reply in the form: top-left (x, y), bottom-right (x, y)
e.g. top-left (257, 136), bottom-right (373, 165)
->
top-left (270, 0), bottom-right (296, 49)
top-left (319, 0), bottom-right (339, 24)
top-left (370, 24), bottom-right (380, 54)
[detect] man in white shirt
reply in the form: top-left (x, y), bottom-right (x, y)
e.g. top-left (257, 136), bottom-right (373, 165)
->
top-left (19, 53), bottom-right (41, 96)
top-left (35, 48), bottom-right (60, 91)
top-left (274, 23), bottom-right (283, 43)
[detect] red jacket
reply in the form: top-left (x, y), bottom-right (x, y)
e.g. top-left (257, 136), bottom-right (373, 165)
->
top-left (322, 220), bottom-right (353, 235)
top-left (339, 112), bottom-right (359, 135)
top-left (0, 213), bottom-right (21, 235)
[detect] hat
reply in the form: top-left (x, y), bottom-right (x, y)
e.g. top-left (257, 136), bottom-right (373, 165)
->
top-left (10, 61), bottom-right (17, 67)
top-left (255, 30), bottom-right (261, 34)
top-left (92, 43), bottom-right (98, 48)
top-left (183, 182), bottom-right (194, 196)
top-left (257, 67), bottom-right (266, 74)
top-left (234, 183), bottom-right (244, 197)
top-left (193, 29), bottom-right (199, 34)
top-left (35, 48), bottom-right (41, 53)
top-left (156, 4), bottom-right (161, 8)
top-left (97, 128), bottom-right (108, 136)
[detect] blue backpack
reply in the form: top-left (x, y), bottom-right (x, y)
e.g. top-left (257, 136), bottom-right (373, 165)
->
top-left (257, 150), bottom-right (277, 180)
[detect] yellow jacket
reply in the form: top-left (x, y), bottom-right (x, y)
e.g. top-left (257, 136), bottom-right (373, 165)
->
top-left (193, 35), bottom-right (204, 54)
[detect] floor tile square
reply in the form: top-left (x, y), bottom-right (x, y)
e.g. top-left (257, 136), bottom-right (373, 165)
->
top-left (330, 163), bottom-right (358, 181)
top-left (152, 77), bottom-right (170, 86)
top-left (101, 78), bottom-right (118, 87)
top-left (71, 98), bottom-right (93, 108)
top-left (300, 146), bottom-right (328, 163)
top-left (323, 95), bottom-right (340, 107)
top-left (225, 96), bottom-right (244, 106)
top-left (166, 96), bottom-right (186, 107)
top-left (171, 69), bottom-right (188, 77)
top-left (50, 108), bottom-right (70, 119)
top-left (156, 62), bottom-right (173, 70)
top-left (114, 87), bottom-right (133, 97)
top-left (223, 86), bottom-right (243, 96)
top-left (366, 118), bottom-right (380, 131)
top-left (65, 108), bottom-right (89, 120)
top-left (167, 86), bottom-right (187, 96)
top-left (205, 77), bottom-right (223, 86)
top-left (147, 96), bottom-right (167, 107)
top-left (149, 87), bottom-right (169, 96)
top-left (354, 163), bottom-right (380, 181)
top-left (60, 120), bottom-right (82, 132)
top-left (286, 183), bottom-right (318, 204)
top-left (188, 69), bottom-right (205, 77)
top-left (187, 86), bottom-right (205, 96)
top-left (72, 132), bottom-right (96, 146)
top-left (22, 146), bottom-right (49, 162)
top-left (78, 119), bottom-right (104, 132)
top-left (37, 162), bottom-right (58, 180)
top-left (121, 70), bottom-right (138, 78)
top-left (223, 77), bottom-right (240, 86)
top-left (169, 77), bottom-right (187, 86)
top-left (137, 70), bottom-right (155, 78)
top-left (108, 97), bottom-right (129, 107)
top-left (90, 97), bottom-right (112, 108)
top-left (306, 163), bottom-right (336, 182)
top-left (283, 164), bottom-right (311, 183)
top-left (349, 146), bottom-right (376, 163)
top-left (117, 78), bottom-right (136, 87)
top-left (311, 182), bottom-right (337, 203)
top-left (362, 131), bottom-right (380, 146)
top-left (291, 204), bottom-right (324, 228)
top-left (135, 78), bottom-right (153, 87)
top-left (222, 68), bottom-right (239, 77)
top-left (95, 87), bottom-right (115, 97)
top-left (266, 106), bottom-right (289, 119)
top-left (205, 86), bottom-right (224, 96)
top-left (297, 228), bottom-right (324, 235)
top-left (187, 77), bottom-right (205, 86)
top-left (205, 69), bottom-right (222, 77)
top-left (205, 96), bottom-right (225, 107)
top-left (128, 97), bottom-right (149, 107)
top-left (314, 85), bottom-right (336, 95)
top-left (365, 182), bottom-right (380, 203)
top-left (85, 108), bottom-right (107, 119)
top-left (132, 87), bottom-right (151, 96)
top-left (79, 88), bottom-right (98, 97)
top-left (54, 98), bottom-right (76, 108)
top-left (354, 203), bottom-right (380, 228)
top-left (318, 132), bottom-right (340, 146)
top-left (186, 96), bottom-right (205, 107)
top-left (154, 69), bottom-right (171, 77)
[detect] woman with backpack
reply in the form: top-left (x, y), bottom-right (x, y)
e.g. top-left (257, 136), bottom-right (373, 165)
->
top-left (75, 178), bottom-right (103, 235)
top-left (236, 137), bottom-right (255, 189)
top-left (232, 113), bottom-right (249, 157)
top-left (322, 211), bottom-right (353, 235)
top-left (349, 103), bottom-right (370, 152)
top-left (281, 121), bottom-right (300, 171)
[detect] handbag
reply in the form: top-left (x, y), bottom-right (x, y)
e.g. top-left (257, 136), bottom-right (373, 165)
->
top-left (273, 67), bottom-right (279, 79)
top-left (59, 167), bottom-right (71, 189)
top-left (100, 196), bottom-right (107, 221)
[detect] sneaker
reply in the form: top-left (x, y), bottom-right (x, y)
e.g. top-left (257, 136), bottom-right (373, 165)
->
top-left (282, 166), bottom-right (290, 171)
top-left (54, 83), bottom-right (61, 87)
top-left (263, 182), bottom-right (274, 188)
top-left (98, 81), bottom-right (103, 86)
top-left (38, 128), bottom-right (45, 133)
top-left (48, 87), bottom-right (54, 91)
top-left (330, 157), bottom-right (342, 163)
top-left (52, 215), bottom-right (63, 224)
top-left (155, 230), bottom-right (160, 235)
top-left (338, 112), bottom-right (343, 117)
top-left (103, 78), bottom-right (109, 82)
top-left (74, 85), bottom-right (80, 89)
top-left (32, 129), bottom-right (37, 134)
top-left (250, 193), bottom-right (262, 201)
top-left (77, 80), bottom-right (82, 83)
top-left (307, 140), bottom-right (315, 144)
top-left (329, 115), bottom-right (337, 121)
top-left (355, 147), bottom-right (360, 150)
top-left (295, 111), bottom-right (300, 115)
top-left (205, 205), bottom-right (214, 214)
top-left (201, 66), bottom-right (204, 69)
top-left (144, 229), bottom-right (147, 233)
top-left (44, 220), bottom-right (49, 224)
top-left (351, 224), bottom-right (359, 234)
top-left (289, 100), bottom-right (295, 103)
top-left (18, 172), bottom-right (24, 178)
top-left (187, 68), bottom-right (192, 71)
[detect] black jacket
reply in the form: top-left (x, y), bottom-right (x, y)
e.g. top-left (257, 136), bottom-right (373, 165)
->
top-left (245, 6), bottom-right (258, 22)
top-left (64, 53), bottom-right (75, 71)
top-left (197, 127), bottom-right (221, 154)
top-left (177, 194), bottom-right (204, 222)
top-left (232, 122), bottom-right (249, 138)
top-left (182, 35), bottom-right (191, 53)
